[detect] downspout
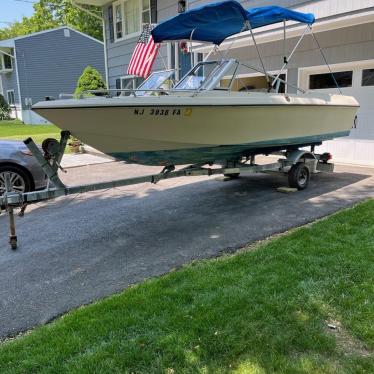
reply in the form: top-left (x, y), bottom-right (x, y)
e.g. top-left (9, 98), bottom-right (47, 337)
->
top-left (101, 10), bottom-right (109, 88)
top-left (13, 44), bottom-right (23, 122)
top-left (70, 1), bottom-right (109, 88)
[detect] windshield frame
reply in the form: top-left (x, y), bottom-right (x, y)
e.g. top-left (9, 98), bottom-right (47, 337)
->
top-left (173, 59), bottom-right (239, 92)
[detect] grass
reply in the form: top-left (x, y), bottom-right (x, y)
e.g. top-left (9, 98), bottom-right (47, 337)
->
top-left (0, 120), bottom-right (61, 144)
top-left (0, 200), bottom-right (373, 373)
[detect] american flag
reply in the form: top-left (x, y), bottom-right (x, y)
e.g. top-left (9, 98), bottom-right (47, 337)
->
top-left (127, 24), bottom-right (160, 78)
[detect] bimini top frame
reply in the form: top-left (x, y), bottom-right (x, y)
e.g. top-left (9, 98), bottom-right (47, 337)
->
top-left (150, 0), bottom-right (342, 95)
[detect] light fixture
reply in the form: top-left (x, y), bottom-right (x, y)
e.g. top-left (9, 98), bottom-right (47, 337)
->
top-left (178, 0), bottom-right (186, 13)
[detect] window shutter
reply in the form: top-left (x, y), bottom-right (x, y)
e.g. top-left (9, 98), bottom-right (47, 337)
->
top-left (108, 5), bottom-right (114, 43)
top-left (150, 0), bottom-right (157, 24)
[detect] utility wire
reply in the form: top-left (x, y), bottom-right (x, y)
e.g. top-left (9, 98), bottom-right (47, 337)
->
top-left (13, 0), bottom-right (37, 3)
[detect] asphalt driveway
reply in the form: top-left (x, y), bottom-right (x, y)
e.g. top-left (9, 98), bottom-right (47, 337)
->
top-left (0, 159), bottom-right (373, 339)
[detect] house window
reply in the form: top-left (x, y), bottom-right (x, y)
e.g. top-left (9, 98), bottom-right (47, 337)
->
top-left (124, 0), bottom-right (141, 35)
top-left (114, 1), bottom-right (123, 39)
top-left (361, 69), bottom-right (374, 86)
top-left (7, 90), bottom-right (15, 106)
top-left (116, 76), bottom-right (144, 96)
top-left (309, 71), bottom-right (353, 89)
top-left (142, 0), bottom-right (151, 24)
top-left (113, 0), bottom-right (151, 41)
top-left (0, 53), bottom-right (13, 72)
top-left (3, 54), bottom-right (12, 70)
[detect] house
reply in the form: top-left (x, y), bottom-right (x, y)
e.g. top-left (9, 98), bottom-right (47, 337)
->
top-left (76, 1), bottom-right (374, 165)
top-left (0, 26), bottom-right (105, 124)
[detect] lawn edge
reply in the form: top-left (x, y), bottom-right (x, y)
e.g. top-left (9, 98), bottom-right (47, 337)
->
top-left (0, 198), bottom-right (372, 345)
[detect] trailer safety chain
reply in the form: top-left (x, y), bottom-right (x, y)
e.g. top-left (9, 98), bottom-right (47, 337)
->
top-left (151, 165), bottom-right (176, 184)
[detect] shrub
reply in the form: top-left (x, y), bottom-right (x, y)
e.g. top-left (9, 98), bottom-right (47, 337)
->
top-left (74, 66), bottom-right (106, 97)
top-left (0, 94), bottom-right (11, 120)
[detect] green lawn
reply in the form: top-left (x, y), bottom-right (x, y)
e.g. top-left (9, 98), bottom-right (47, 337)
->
top-left (0, 120), bottom-right (61, 144)
top-left (0, 200), bottom-right (373, 373)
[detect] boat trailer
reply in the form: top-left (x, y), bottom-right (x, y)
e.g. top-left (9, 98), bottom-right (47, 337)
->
top-left (0, 131), bottom-right (333, 250)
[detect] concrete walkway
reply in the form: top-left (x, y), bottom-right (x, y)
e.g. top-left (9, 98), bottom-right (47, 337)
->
top-left (61, 153), bottom-right (114, 168)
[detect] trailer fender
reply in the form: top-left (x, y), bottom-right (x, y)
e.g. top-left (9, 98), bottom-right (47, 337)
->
top-left (286, 150), bottom-right (318, 173)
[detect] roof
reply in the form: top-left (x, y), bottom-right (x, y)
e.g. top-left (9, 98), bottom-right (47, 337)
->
top-left (152, 0), bottom-right (315, 45)
top-left (0, 26), bottom-right (103, 48)
top-left (72, 0), bottom-right (111, 6)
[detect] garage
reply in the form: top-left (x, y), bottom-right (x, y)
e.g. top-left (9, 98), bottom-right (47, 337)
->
top-left (299, 60), bottom-right (374, 165)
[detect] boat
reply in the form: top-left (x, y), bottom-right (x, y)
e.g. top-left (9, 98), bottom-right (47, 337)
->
top-left (32, 1), bottom-right (359, 167)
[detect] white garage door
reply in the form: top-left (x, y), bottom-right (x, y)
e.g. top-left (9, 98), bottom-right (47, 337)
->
top-left (299, 61), bottom-right (374, 140)
top-left (299, 61), bottom-right (374, 165)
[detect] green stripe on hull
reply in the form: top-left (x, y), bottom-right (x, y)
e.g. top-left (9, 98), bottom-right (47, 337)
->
top-left (110, 131), bottom-right (349, 166)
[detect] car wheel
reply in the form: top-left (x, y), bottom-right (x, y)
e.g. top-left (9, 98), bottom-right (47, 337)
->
top-left (0, 165), bottom-right (33, 196)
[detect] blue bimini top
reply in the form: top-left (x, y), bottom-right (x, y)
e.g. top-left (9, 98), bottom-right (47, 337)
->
top-left (152, 0), bottom-right (315, 45)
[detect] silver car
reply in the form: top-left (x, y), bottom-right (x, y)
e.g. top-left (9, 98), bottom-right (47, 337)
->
top-left (0, 140), bottom-right (47, 196)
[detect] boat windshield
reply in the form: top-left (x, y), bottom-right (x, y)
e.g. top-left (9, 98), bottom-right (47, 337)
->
top-left (174, 60), bottom-right (238, 91)
top-left (136, 70), bottom-right (175, 96)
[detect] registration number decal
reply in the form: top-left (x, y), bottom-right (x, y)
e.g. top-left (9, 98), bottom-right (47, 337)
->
top-left (133, 108), bottom-right (192, 116)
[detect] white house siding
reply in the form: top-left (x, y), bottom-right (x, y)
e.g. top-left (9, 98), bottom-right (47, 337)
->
top-left (295, 0), bottom-right (374, 19)
top-left (224, 22), bottom-right (374, 87)
top-left (189, 0), bottom-right (309, 9)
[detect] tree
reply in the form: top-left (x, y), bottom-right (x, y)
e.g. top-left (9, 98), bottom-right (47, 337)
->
top-left (0, 94), bottom-right (11, 120)
top-left (74, 66), bottom-right (106, 96)
top-left (0, 0), bottom-right (102, 41)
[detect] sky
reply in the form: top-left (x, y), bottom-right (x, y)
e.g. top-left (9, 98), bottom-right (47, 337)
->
top-left (0, 0), bottom-right (36, 26)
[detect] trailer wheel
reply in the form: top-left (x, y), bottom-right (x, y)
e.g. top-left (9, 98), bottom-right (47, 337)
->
top-left (288, 163), bottom-right (310, 190)
top-left (223, 173), bottom-right (240, 179)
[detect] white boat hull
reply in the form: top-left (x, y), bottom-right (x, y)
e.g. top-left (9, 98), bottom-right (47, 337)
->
top-left (33, 92), bottom-right (359, 165)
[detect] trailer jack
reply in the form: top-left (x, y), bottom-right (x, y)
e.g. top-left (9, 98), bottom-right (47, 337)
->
top-left (4, 173), bottom-right (18, 250)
